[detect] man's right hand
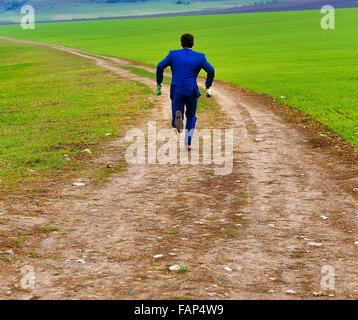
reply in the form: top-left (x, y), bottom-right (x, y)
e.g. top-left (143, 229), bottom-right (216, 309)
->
top-left (206, 88), bottom-right (212, 98)
top-left (156, 84), bottom-right (162, 96)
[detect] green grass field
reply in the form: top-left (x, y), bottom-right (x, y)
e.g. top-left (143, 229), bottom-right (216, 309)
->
top-left (0, 39), bottom-right (222, 193)
top-left (0, 8), bottom-right (358, 147)
top-left (0, 39), bottom-right (153, 192)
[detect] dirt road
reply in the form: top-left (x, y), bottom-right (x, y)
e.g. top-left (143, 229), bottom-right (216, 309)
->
top-left (0, 36), bottom-right (357, 299)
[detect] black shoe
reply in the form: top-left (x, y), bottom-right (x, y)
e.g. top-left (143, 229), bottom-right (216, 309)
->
top-left (175, 110), bottom-right (183, 133)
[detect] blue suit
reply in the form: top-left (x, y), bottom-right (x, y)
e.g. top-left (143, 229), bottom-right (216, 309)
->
top-left (156, 48), bottom-right (215, 145)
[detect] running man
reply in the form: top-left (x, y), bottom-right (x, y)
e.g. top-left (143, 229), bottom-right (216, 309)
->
top-left (156, 33), bottom-right (215, 151)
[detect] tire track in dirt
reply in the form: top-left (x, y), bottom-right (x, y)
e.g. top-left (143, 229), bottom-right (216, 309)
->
top-left (0, 36), bottom-right (357, 299)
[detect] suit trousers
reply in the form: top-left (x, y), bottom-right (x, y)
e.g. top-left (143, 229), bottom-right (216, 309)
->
top-left (171, 92), bottom-right (198, 146)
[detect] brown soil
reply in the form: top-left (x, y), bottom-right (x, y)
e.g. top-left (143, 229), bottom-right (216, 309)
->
top-left (0, 36), bottom-right (357, 300)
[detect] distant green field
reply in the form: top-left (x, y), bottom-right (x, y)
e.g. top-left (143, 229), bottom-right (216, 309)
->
top-left (0, 9), bottom-right (357, 146)
top-left (0, 0), bottom-right (251, 22)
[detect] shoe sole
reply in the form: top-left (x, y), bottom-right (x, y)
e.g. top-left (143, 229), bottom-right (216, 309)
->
top-left (175, 110), bottom-right (183, 133)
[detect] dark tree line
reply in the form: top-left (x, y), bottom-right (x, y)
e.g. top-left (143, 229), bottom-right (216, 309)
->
top-left (249, 0), bottom-right (280, 5)
top-left (105, 0), bottom-right (147, 3)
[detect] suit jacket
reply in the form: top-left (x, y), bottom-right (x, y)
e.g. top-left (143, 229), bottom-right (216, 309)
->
top-left (156, 48), bottom-right (215, 98)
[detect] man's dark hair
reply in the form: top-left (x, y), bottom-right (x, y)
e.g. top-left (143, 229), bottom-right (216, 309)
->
top-left (181, 33), bottom-right (194, 48)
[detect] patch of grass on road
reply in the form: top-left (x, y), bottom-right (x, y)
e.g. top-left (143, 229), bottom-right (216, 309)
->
top-left (10, 235), bottom-right (27, 245)
top-left (178, 266), bottom-right (189, 273)
top-left (40, 227), bottom-right (59, 232)
top-left (0, 39), bottom-right (153, 195)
